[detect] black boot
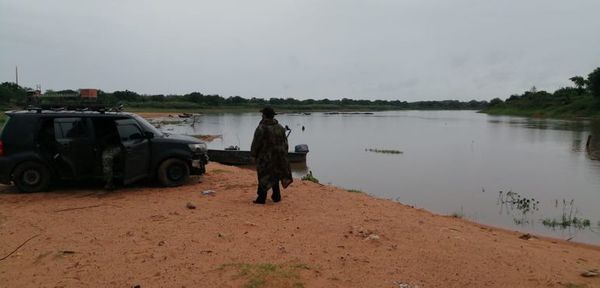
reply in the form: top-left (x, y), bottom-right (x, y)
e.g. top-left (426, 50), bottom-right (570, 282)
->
top-left (254, 186), bottom-right (266, 204)
top-left (104, 182), bottom-right (115, 191)
top-left (271, 181), bottom-right (281, 203)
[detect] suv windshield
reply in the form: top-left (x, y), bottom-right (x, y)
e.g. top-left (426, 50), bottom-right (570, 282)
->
top-left (133, 115), bottom-right (163, 137)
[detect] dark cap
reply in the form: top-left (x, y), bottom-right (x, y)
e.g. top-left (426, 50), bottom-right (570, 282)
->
top-left (260, 106), bottom-right (277, 117)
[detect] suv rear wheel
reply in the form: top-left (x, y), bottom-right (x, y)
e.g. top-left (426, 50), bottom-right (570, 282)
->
top-left (158, 158), bottom-right (190, 187)
top-left (13, 161), bottom-right (51, 193)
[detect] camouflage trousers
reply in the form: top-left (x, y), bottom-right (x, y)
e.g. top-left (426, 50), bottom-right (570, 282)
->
top-left (102, 146), bottom-right (121, 187)
top-left (256, 176), bottom-right (281, 202)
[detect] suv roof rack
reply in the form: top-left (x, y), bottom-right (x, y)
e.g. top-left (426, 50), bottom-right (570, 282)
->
top-left (24, 104), bottom-right (124, 114)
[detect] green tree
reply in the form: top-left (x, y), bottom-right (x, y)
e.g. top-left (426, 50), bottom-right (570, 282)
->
top-left (588, 67), bottom-right (600, 100)
top-left (570, 76), bottom-right (587, 92)
top-left (113, 90), bottom-right (140, 101)
top-left (0, 82), bottom-right (27, 105)
top-left (489, 98), bottom-right (503, 106)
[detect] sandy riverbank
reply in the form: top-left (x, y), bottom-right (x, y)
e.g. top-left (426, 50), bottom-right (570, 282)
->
top-left (1, 163), bottom-right (599, 287)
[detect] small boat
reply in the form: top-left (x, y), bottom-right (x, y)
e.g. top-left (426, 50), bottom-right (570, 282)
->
top-left (178, 113), bottom-right (193, 118)
top-left (208, 144), bottom-right (309, 165)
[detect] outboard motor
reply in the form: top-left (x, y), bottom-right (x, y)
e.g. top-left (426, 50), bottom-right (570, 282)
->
top-left (295, 144), bottom-right (309, 153)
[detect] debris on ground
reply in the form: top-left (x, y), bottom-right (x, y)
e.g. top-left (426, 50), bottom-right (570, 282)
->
top-left (392, 281), bottom-right (420, 288)
top-left (581, 269), bottom-right (598, 277)
top-left (365, 234), bottom-right (380, 241)
top-left (519, 233), bottom-right (533, 240)
top-left (202, 190), bottom-right (216, 196)
top-left (186, 202), bottom-right (196, 209)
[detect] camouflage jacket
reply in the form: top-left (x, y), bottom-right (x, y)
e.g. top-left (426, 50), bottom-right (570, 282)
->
top-left (251, 119), bottom-right (293, 189)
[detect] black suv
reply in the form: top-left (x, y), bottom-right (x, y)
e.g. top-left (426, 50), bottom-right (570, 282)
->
top-left (0, 110), bottom-right (208, 192)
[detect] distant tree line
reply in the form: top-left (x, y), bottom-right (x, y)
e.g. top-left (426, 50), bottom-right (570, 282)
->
top-left (486, 67), bottom-right (600, 116)
top-left (0, 84), bottom-right (489, 110)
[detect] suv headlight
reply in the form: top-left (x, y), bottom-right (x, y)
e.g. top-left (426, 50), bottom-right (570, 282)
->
top-left (188, 143), bottom-right (208, 153)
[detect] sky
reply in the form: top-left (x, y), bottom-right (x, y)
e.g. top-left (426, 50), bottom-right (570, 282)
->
top-left (1, 0), bottom-right (600, 101)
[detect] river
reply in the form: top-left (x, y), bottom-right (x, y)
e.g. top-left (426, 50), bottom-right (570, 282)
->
top-left (159, 111), bottom-right (600, 245)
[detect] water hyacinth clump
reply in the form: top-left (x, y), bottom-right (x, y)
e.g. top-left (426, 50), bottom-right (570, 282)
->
top-left (498, 190), bottom-right (540, 214)
top-left (542, 199), bottom-right (593, 230)
top-left (497, 190), bottom-right (540, 226)
top-left (542, 217), bottom-right (591, 229)
top-left (365, 148), bottom-right (403, 154)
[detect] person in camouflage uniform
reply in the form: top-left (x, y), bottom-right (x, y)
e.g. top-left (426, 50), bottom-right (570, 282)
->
top-left (251, 107), bottom-right (293, 204)
top-left (102, 146), bottom-right (121, 190)
top-left (102, 128), bottom-right (122, 191)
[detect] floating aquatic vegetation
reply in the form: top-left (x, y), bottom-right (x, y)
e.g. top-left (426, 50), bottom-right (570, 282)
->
top-left (365, 148), bottom-right (403, 154)
top-left (148, 118), bottom-right (186, 125)
top-left (542, 199), bottom-right (592, 230)
top-left (497, 190), bottom-right (540, 225)
top-left (497, 190), bottom-right (540, 214)
top-left (542, 218), bottom-right (591, 229)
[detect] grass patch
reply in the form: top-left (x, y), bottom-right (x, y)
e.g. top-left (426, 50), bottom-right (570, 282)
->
top-left (219, 263), bottom-right (307, 288)
top-left (347, 189), bottom-right (363, 193)
top-left (365, 148), bottom-right (403, 154)
top-left (210, 169), bottom-right (233, 174)
top-left (301, 171), bottom-right (319, 183)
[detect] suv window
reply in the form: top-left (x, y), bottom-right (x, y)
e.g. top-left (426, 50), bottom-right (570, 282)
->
top-left (0, 116), bottom-right (8, 134)
top-left (54, 118), bottom-right (89, 140)
top-left (116, 119), bottom-right (144, 142)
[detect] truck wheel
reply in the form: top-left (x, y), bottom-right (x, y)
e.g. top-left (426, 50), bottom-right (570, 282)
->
top-left (158, 158), bottom-right (190, 187)
top-left (13, 161), bottom-right (51, 193)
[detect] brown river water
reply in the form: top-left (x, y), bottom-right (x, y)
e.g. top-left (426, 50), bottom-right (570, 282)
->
top-left (161, 111), bottom-right (600, 245)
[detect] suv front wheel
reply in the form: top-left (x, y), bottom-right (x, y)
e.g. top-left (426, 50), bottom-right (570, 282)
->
top-left (13, 161), bottom-right (51, 193)
top-left (158, 158), bottom-right (190, 187)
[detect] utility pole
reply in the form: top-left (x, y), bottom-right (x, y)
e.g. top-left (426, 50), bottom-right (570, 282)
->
top-left (15, 66), bottom-right (19, 86)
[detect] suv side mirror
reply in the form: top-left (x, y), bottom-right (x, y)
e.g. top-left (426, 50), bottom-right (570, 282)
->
top-left (144, 131), bottom-right (154, 139)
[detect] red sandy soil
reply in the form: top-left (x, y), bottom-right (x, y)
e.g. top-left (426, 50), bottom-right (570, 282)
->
top-left (1, 163), bottom-right (600, 288)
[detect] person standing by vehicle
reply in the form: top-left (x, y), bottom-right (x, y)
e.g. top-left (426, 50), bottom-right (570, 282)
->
top-left (250, 107), bottom-right (293, 204)
top-left (101, 127), bottom-right (122, 191)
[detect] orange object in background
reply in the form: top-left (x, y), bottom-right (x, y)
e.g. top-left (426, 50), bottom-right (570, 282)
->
top-left (79, 89), bottom-right (98, 98)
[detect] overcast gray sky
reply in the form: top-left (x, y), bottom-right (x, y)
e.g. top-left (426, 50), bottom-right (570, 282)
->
top-left (1, 0), bottom-right (599, 101)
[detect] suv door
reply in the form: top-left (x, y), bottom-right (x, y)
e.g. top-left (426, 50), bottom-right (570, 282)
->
top-left (116, 119), bottom-right (151, 184)
top-left (54, 118), bottom-right (95, 178)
